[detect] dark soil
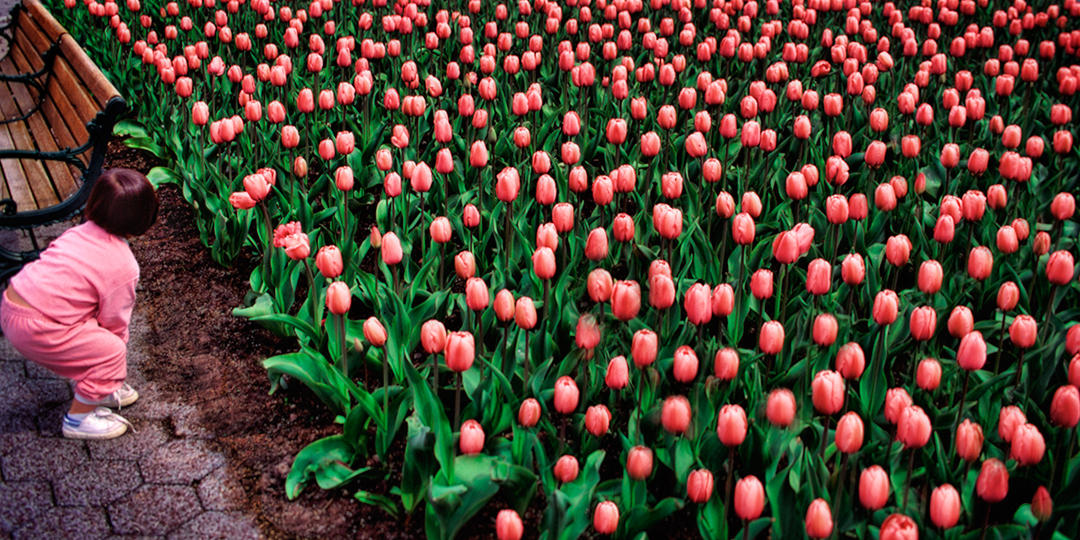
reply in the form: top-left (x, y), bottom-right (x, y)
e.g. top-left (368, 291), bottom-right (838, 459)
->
top-left (105, 139), bottom-right (416, 539)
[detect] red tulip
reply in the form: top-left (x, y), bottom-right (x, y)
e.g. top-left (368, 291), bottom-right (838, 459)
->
top-left (684, 283), bottom-right (712, 325)
top-left (812, 370), bottom-right (845, 414)
top-left (917, 358), bottom-right (941, 391)
top-left (872, 289), bottom-right (899, 325)
top-left (976, 458), bottom-right (1009, 503)
top-left (957, 331), bottom-right (986, 371)
top-left (672, 345), bottom-right (699, 383)
top-left (879, 514), bottom-right (918, 540)
top-left (630, 329), bottom-right (659, 368)
top-left (766, 388), bottom-right (796, 427)
top-left (1051, 385), bottom-right (1080, 427)
top-left (495, 509), bottom-right (523, 540)
top-left (445, 332), bottom-right (475, 372)
top-left (593, 501), bottom-right (619, 535)
top-left (553, 455), bottom-right (579, 483)
top-left (813, 314), bottom-right (839, 347)
top-left (1010, 423), bottom-right (1045, 465)
top-left (316, 245), bottom-right (343, 278)
top-left (956, 419), bottom-right (984, 461)
top-left (517, 398), bottom-right (541, 427)
top-left (716, 404), bottom-right (748, 446)
top-left (326, 281), bottom-right (352, 315)
top-left (1032, 486), bottom-right (1053, 521)
top-left (930, 484), bottom-right (961, 528)
top-left (626, 446), bottom-right (653, 480)
top-left (465, 277), bottom-right (489, 311)
top-left (687, 469), bottom-right (715, 503)
top-left (909, 306), bottom-right (937, 341)
top-left (804, 499), bottom-right (833, 539)
top-left (858, 465), bottom-right (890, 510)
top-left (759, 321), bottom-right (785, 355)
top-left (835, 342), bottom-right (865, 380)
top-left (734, 475), bottom-right (765, 520)
top-left (1010, 315), bottom-right (1037, 349)
top-left (585, 404), bottom-right (612, 437)
top-left (420, 320), bottom-right (447, 354)
top-left (713, 348), bottom-right (739, 381)
top-left (605, 356), bottom-right (629, 390)
top-left (835, 412), bottom-right (864, 453)
top-left (553, 376), bottom-right (579, 414)
top-left (660, 395), bottom-right (692, 434)
top-left (999, 406), bottom-right (1027, 442)
top-left (1046, 250), bottom-right (1075, 284)
top-left (897, 406), bottom-right (932, 449)
top-left (967, 246), bottom-right (993, 280)
top-left (459, 419), bottom-right (485, 454)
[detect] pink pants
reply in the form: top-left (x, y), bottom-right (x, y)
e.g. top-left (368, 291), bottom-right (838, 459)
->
top-left (1, 294), bottom-right (126, 402)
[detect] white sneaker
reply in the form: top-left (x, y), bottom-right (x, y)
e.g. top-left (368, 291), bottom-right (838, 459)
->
top-left (88, 384), bottom-right (139, 409)
top-left (62, 407), bottom-right (135, 440)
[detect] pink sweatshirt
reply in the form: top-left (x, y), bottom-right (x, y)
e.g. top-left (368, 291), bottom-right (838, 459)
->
top-left (10, 221), bottom-right (139, 343)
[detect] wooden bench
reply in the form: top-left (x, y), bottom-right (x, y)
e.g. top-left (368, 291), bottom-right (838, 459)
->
top-left (0, 0), bottom-right (126, 280)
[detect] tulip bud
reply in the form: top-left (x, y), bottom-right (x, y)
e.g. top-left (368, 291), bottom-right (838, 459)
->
top-left (687, 469), bottom-right (715, 503)
top-left (879, 514), bottom-right (918, 540)
top-left (605, 356), bottom-right (629, 390)
top-left (553, 376), bottom-right (579, 414)
top-left (326, 281), bottom-right (352, 315)
top-left (976, 458), bottom-right (1009, 503)
top-left (626, 446), bottom-right (654, 480)
top-left (957, 331), bottom-right (986, 371)
top-left (553, 455), bottom-right (579, 483)
top-left (930, 484), bottom-right (961, 528)
top-left (813, 314), bottom-right (838, 347)
top-left (897, 405), bottom-right (932, 449)
top-left (956, 419), bottom-right (984, 461)
top-left (858, 465), bottom-right (890, 510)
top-left (593, 501), bottom-right (619, 535)
top-left (1051, 385), bottom-right (1080, 427)
top-left (812, 370), bottom-right (845, 415)
top-left (835, 411), bottom-right (864, 453)
top-left (585, 404), bottom-right (612, 437)
top-left (916, 358), bottom-right (942, 391)
top-left (766, 388), bottom-right (796, 427)
top-left (734, 475), bottom-right (765, 520)
top-left (805, 499), bottom-right (833, 539)
top-left (999, 406), bottom-right (1027, 443)
top-left (495, 509), bottom-right (523, 540)
top-left (459, 419), bottom-right (485, 454)
top-left (835, 342), bottom-right (866, 380)
top-left (716, 404), bottom-right (748, 446)
top-left (1032, 486), bottom-right (1053, 522)
top-left (1010, 423), bottom-right (1045, 465)
top-left (445, 332), bottom-right (475, 372)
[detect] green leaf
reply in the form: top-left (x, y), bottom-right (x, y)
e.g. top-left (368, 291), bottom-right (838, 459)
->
top-left (146, 166), bottom-right (180, 187)
top-left (285, 434), bottom-right (368, 499)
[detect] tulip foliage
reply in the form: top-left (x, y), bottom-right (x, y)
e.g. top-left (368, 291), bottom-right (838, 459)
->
top-left (57, 0), bottom-right (1080, 536)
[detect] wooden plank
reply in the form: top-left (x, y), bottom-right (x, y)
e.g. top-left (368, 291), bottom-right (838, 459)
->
top-left (2, 57), bottom-right (77, 198)
top-left (59, 35), bottom-right (119, 108)
top-left (0, 126), bottom-right (37, 211)
top-left (7, 41), bottom-right (88, 148)
top-left (23, 0), bottom-right (68, 43)
top-left (0, 76), bottom-right (58, 208)
top-left (50, 56), bottom-right (98, 128)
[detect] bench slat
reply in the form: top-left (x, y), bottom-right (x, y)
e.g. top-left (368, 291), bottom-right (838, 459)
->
top-left (7, 41), bottom-right (90, 150)
top-left (0, 123), bottom-right (38, 211)
top-left (52, 54), bottom-right (100, 128)
top-left (0, 80), bottom-right (59, 209)
top-left (23, 0), bottom-right (68, 44)
top-left (0, 59), bottom-right (78, 199)
top-left (59, 35), bottom-right (120, 109)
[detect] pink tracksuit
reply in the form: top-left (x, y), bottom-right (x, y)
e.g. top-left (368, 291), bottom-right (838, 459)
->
top-left (1, 221), bottom-right (138, 402)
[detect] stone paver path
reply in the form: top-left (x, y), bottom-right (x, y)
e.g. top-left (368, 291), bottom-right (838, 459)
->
top-left (0, 225), bottom-right (261, 539)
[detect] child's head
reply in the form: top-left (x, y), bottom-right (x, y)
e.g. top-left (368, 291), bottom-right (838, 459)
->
top-left (86, 168), bottom-right (159, 237)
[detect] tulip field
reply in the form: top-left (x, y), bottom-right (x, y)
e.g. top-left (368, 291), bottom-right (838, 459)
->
top-left (51, 0), bottom-right (1080, 536)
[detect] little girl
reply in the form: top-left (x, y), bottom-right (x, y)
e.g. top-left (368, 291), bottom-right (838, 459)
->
top-left (1, 168), bottom-right (158, 440)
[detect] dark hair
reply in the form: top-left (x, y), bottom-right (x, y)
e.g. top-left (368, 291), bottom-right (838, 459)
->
top-left (85, 168), bottom-right (159, 237)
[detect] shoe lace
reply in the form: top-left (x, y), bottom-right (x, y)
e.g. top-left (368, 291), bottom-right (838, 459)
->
top-left (93, 407), bottom-right (137, 433)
